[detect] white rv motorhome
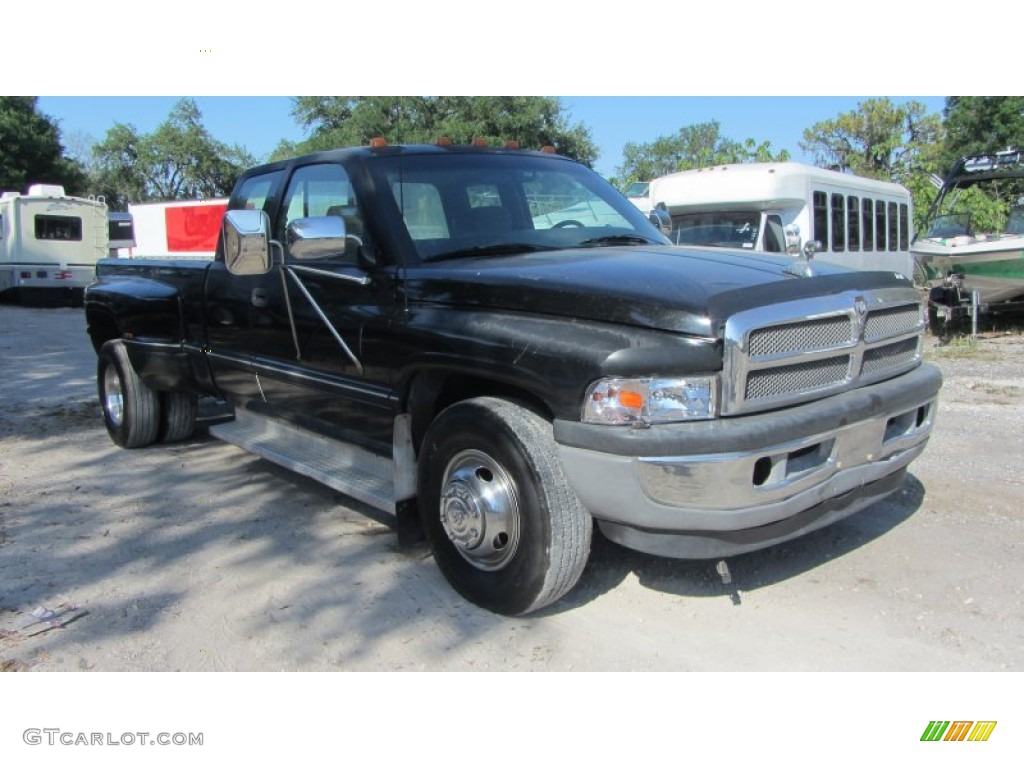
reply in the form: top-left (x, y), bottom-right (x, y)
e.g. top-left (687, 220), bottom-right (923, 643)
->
top-left (650, 162), bottom-right (915, 277)
top-left (0, 183), bottom-right (108, 303)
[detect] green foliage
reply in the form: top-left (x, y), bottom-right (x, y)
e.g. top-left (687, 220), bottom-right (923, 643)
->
top-left (613, 121), bottom-right (790, 189)
top-left (285, 97), bottom-right (598, 166)
top-left (941, 97), bottom-right (1024, 173)
top-left (91, 99), bottom-right (256, 208)
top-left (0, 97), bottom-right (88, 194)
top-left (799, 98), bottom-right (942, 184)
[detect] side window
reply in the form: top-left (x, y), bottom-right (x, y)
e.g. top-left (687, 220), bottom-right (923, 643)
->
top-left (830, 193), bottom-right (845, 252)
top-left (280, 164), bottom-right (362, 264)
top-left (847, 196), bottom-right (860, 251)
top-left (887, 202), bottom-right (898, 251)
top-left (862, 198), bottom-right (874, 251)
top-left (812, 191), bottom-right (828, 246)
top-left (35, 215), bottom-right (83, 241)
top-left (234, 171), bottom-right (281, 213)
top-left (875, 201), bottom-right (886, 250)
top-left (899, 204), bottom-right (909, 250)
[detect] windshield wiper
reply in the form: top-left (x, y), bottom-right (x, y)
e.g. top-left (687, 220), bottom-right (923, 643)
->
top-left (578, 234), bottom-right (660, 247)
top-left (431, 242), bottom-right (559, 261)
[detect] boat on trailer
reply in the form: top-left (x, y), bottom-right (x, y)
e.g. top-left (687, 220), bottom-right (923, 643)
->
top-left (912, 148), bottom-right (1024, 331)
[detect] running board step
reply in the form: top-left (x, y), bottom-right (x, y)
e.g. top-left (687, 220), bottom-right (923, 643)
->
top-left (210, 407), bottom-right (395, 513)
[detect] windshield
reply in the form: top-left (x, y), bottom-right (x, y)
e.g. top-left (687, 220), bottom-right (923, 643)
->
top-left (670, 212), bottom-right (761, 249)
top-left (377, 153), bottom-right (669, 262)
top-left (624, 181), bottom-right (650, 197)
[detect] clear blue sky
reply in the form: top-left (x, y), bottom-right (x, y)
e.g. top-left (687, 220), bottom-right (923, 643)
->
top-left (37, 96), bottom-right (948, 181)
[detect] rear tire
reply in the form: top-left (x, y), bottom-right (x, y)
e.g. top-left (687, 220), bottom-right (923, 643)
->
top-left (158, 392), bottom-right (197, 443)
top-left (418, 397), bottom-right (592, 615)
top-left (98, 340), bottom-right (160, 448)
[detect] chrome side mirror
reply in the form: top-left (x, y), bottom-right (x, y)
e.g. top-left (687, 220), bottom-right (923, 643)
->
top-left (223, 209), bottom-right (272, 276)
top-left (286, 216), bottom-right (351, 261)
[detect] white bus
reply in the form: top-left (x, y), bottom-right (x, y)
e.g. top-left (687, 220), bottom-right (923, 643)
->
top-left (0, 184), bottom-right (108, 304)
top-left (650, 162), bottom-right (915, 277)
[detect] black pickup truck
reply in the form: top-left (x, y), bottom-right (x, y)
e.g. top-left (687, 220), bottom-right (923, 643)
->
top-left (84, 142), bottom-right (942, 615)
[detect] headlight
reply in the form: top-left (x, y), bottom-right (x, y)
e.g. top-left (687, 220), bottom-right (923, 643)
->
top-left (582, 376), bottom-right (717, 425)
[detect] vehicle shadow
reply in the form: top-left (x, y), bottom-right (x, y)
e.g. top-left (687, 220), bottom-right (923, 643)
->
top-left (543, 474), bottom-right (927, 614)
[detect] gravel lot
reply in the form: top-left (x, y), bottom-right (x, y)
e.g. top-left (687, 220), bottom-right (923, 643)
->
top-left (0, 304), bottom-right (1022, 672)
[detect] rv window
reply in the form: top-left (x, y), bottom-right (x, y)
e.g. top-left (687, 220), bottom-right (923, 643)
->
top-left (887, 202), bottom-right (898, 251)
top-left (813, 191), bottom-right (828, 245)
top-left (847, 196), bottom-right (860, 251)
top-left (862, 198), bottom-right (873, 251)
top-left (34, 215), bottom-right (82, 241)
top-left (830, 194), bottom-right (845, 252)
top-left (899, 204), bottom-right (909, 250)
top-left (875, 201), bottom-right (886, 250)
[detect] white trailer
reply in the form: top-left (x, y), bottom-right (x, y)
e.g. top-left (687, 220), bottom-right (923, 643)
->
top-left (650, 162), bottom-right (915, 278)
top-left (0, 184), bottom-right (109, 303)
top-left (113, 198), bottom-right (227, 259)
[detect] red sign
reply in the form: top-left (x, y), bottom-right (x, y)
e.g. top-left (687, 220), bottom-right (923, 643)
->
top-left (164, 203), bottom-right (227, 252)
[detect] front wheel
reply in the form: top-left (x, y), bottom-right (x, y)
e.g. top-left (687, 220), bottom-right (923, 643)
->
top-left (418, 397), bottom-right (592, 615)
top-left (98, 340), bottom-right (160, 448)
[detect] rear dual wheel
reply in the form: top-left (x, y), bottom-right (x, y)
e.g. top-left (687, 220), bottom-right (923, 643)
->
top-left (418, 397), bottom-right (592, 615)
top-left (98, 340), bottom-right (196, 448)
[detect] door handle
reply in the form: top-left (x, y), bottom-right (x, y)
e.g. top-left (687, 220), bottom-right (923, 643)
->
top-left (251, 288), bottom-right (268, 308)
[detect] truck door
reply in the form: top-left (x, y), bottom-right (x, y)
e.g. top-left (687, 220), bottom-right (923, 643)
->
top-left (207, 162), bottom-right (398, 452)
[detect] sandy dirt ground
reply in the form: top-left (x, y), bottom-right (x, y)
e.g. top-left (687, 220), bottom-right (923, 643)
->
top-left (0, 304), bottom-right (1022, 672)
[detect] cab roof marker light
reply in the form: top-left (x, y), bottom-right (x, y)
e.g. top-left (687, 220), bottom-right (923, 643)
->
top-left (369, 137), bottom-right (388, 148)
top-left (435, 137), bottom-right (453, 146)
top-left (471, 137), bottom-right (488, 147)
top-left (540, 145), bottom-right (556, 153)
top-left (504, 140), bottom-right (520, 149)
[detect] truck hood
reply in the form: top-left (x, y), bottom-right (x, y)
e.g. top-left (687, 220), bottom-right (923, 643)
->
top-left (403, 245), bottom-right (913, 337)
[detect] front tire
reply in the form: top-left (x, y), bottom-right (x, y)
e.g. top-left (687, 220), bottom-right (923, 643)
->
top-left (98, 340), bottom-right (160, 448)
top-left (418, 397), bottom-right (592, 615)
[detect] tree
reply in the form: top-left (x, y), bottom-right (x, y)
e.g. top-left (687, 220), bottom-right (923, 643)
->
top-left (940, 97), bottom-right (1024, 174)
top-left (0, 97), bottom-right (88, 194)
top-left (613, 121), bottom-right (790, 189)
top-left (92, 99), bottom-right (256, 209)
top-left (799, 98), bottom-right (942, 184)
top-left (276, 96), bottom-right (598, 166)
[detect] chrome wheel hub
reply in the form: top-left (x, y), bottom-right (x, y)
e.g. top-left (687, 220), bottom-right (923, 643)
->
top-left (439, 449), bottom-right (520, 571)
top-left (103, 366), bottom-right (124, 427)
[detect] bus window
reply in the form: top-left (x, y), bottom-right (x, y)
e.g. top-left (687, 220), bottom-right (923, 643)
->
top-left (887, 202), bottom-right (898, 251)
top-left (763, 214), bottom-right (785, 252)
top-left (899, 204), bottom-right (909, 250)
top-left (847, 196), bottom-right (860, 251)
top-left (875, 201), bottom-right (886, 250)
top-left (862, 198), bottom-right (873, 251)
top-left (831, 193), bottom-right (845, 252)
top-left (813, 191), bottom-right (828, 246)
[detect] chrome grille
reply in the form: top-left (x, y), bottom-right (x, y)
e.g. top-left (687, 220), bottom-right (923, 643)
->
top-left (746, 356), bottom-right (851, 401)
top-left (861, 338), bottom-right (919, 376)
top-left (864, 305), bottom-right (920, 342)
top-left (748, 316), bottom-right (853, 358)
top-left (722, 288), bottom-right (925, 416)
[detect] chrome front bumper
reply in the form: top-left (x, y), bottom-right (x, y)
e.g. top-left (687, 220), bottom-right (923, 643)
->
top-left (554, 362), bottom-right (942, 558)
